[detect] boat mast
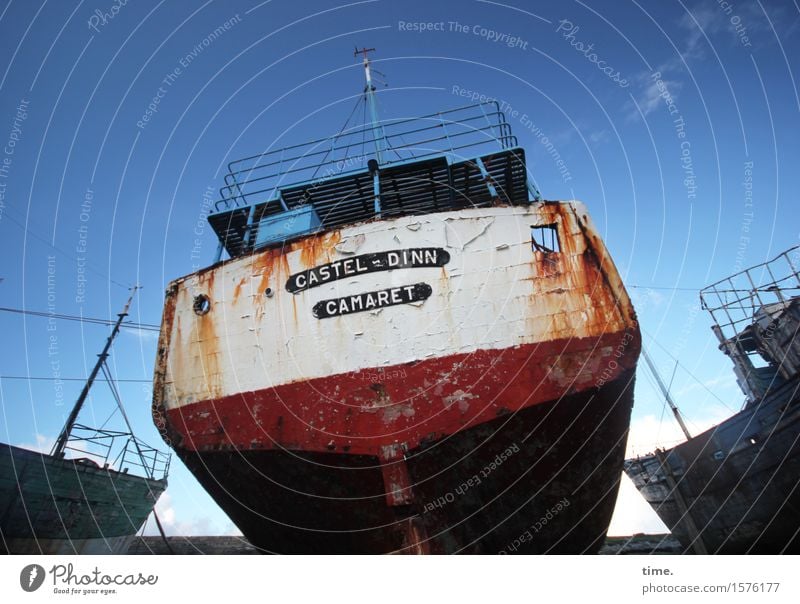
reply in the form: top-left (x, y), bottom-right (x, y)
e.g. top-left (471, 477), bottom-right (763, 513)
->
top-left (355, 46), bottom-right (385, 165)
top-left (641, 347), bottom-right (692, 441)
top-left (642, 348), bottom-right (708, 553)
top-left (51, 288), bottom-right (137, 458)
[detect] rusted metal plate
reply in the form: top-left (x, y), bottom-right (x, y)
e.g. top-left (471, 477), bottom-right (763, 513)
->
top-left (173, 367), bottom-right (638, 554)
top-left (154, 203), bottom-right (638, 435)
top-left (165, 329), bottom-right (637, 455)
top-left (152, 200), bottom-right (641, 554)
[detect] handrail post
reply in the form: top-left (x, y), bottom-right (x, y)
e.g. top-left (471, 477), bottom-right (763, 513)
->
top-left (527, 179), bottom-right (542, 202)
top-left (438, 112), bottom-right (455, 163)
top-left (474, 157), bottom-right (498, 199)
top-left (242, 204), bottom-right (257, 250)
top-left (369, 158), bottom-right (381, 217)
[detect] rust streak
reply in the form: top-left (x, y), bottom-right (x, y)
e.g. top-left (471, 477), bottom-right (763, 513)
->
top-left (232, 278), bottom-right (244, 304)
top-left (152, 283), bottom-right (183, 447)
top-left (298, 230), bottom-right (341, 269)
top-left (253, 251), bottom-right (277, 314)
top-left (194, 270), bottom-right (223, 400)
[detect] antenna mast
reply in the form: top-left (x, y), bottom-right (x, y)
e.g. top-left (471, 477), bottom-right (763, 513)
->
top-left (355, 46), bottom-right (385, 165)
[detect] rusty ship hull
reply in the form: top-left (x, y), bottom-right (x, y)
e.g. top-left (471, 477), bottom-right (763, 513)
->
top-left (625, 248), bottom-right (800, 554)
top-left (152, 202), bottom-right (640, 553)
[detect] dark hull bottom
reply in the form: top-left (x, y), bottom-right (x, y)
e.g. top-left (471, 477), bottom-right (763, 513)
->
top-left (176, 372), bottom-right (635, 554)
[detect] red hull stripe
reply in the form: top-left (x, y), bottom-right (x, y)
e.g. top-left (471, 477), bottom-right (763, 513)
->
top-left (166, 330), bottom-right (639, 456)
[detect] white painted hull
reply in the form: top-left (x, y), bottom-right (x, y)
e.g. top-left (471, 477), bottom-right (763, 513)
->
top-left (156, 203), bottom-right (636, 415)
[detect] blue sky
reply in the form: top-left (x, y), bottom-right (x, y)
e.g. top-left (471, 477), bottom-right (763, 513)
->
top-left (0, 0), bottom-right (798, 538)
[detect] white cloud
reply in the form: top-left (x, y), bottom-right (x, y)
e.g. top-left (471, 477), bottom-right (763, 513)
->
top-left (626, 409), bottom-right (728, 458)
top-left (142, 491), bottom-right (242, 537)
top-left (123, 328), bottom-right (159, 343)
top-left (588, 129), bottom-right (609, 145)
top-left (677, 5), bottom-right (718, 63)
top-left (221, 521), bottom-right (243, 536)
top-left (629, 287), bottom-right (666, 312)
top-left (608, 473), bottom-right (668, 536)
top-left (17, 433), bottom-right (55, 453)
top-left (673, 372), bottom-right (740, 399)
top-left (629, 71), bottom-right (683, 121)
top-left (625, 4), bottom-right (720, 123)
top-left (611, 406), bottom-right (733, 537)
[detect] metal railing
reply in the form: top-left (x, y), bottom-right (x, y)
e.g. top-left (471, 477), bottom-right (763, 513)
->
top-left (700, 246), bottom-right (800, 341)
top-left (214, 101), bottom-right (519, 213)
top-left (64, 424), bottom-right (171, 481)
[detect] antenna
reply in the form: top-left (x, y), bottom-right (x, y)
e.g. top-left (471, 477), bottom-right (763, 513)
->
top-left (354, 46), bottom-right (376, 61)
top-left (354, 46), bottom-right (385, 165)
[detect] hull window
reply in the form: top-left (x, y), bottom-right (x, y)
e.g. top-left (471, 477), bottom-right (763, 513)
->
top-left (531, 224), bottom-right (560, 254)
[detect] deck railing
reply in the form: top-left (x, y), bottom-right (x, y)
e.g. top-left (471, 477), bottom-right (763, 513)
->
top-left (700, 246), bottom-right (800, 341)
top-left (64, 424), bottom-right (171, 481)
top-left (214, 101), bottom-right (519, 213)
top-left (207, 102), bottom-right (534, 258)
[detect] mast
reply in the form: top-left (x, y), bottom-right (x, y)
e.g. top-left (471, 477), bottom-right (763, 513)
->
top-left (51, 288), bottom-right (137, 458)
top-left (641, 347), bottom-right (692, 441)
top-left (355, 46), bottom-right (385, 165)
top-left (654, 449), bottom-right (708, 554)
top-left (642, 348), bottom-right (707, 551)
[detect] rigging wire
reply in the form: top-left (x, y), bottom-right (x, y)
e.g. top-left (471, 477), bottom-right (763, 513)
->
top-left (337, 99), bottom-right (363, 169)
top-left (372, 93), bottom-right (412, 162)
top-left (309, 95), bottom-right (365, 182)
top-left (1, 210), bottom-right (129, 289)
top-left (639, 360), bottom-right (670, 449)
top-left (629, 284), bottom-right (702, 292)
top-left (666, 359), bottom-right (679, 394)
top-left (0, 375), bottom-right (150, 383)
top-left (99, 360), bottom-right (174, 553)
top-left (100, 361), bottom-right (154, 480)
top-left (642, 328), bottom-right (737, 413)
top-left (654, 380), bottom-right (669, 450)
top-left (97, 404), bottom-right (119, 431)
top-left (370, 67), bottom-right (388, 86)
top-left (0, 306), bottom-right (160, 331)
top-left (100, 363), bottom-right (132, 433)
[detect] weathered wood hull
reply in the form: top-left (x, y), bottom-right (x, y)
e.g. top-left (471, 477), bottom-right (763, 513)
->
top-left (0, 443), bottom-right (166, 554)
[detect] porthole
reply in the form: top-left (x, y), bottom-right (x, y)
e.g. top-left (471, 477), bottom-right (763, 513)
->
top-left (264, 287), bottom-right (274, 298)
top-left (193, 294), bottom-right (211, 315)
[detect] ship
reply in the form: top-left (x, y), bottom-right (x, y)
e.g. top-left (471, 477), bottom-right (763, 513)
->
top-left (152, 49), bottom-right (641, 553)
top-left (0, 291), bottom-right (170, 554)
top-left (624, 247), bottom-right (800, 554)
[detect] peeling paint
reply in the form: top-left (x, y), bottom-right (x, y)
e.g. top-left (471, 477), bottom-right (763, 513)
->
top-left (442, 389), bottom-right (477, 412)
top-left (153, 203), bottom-right (640, 457)
top-left (334, 233), bottom-right (366, 255)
